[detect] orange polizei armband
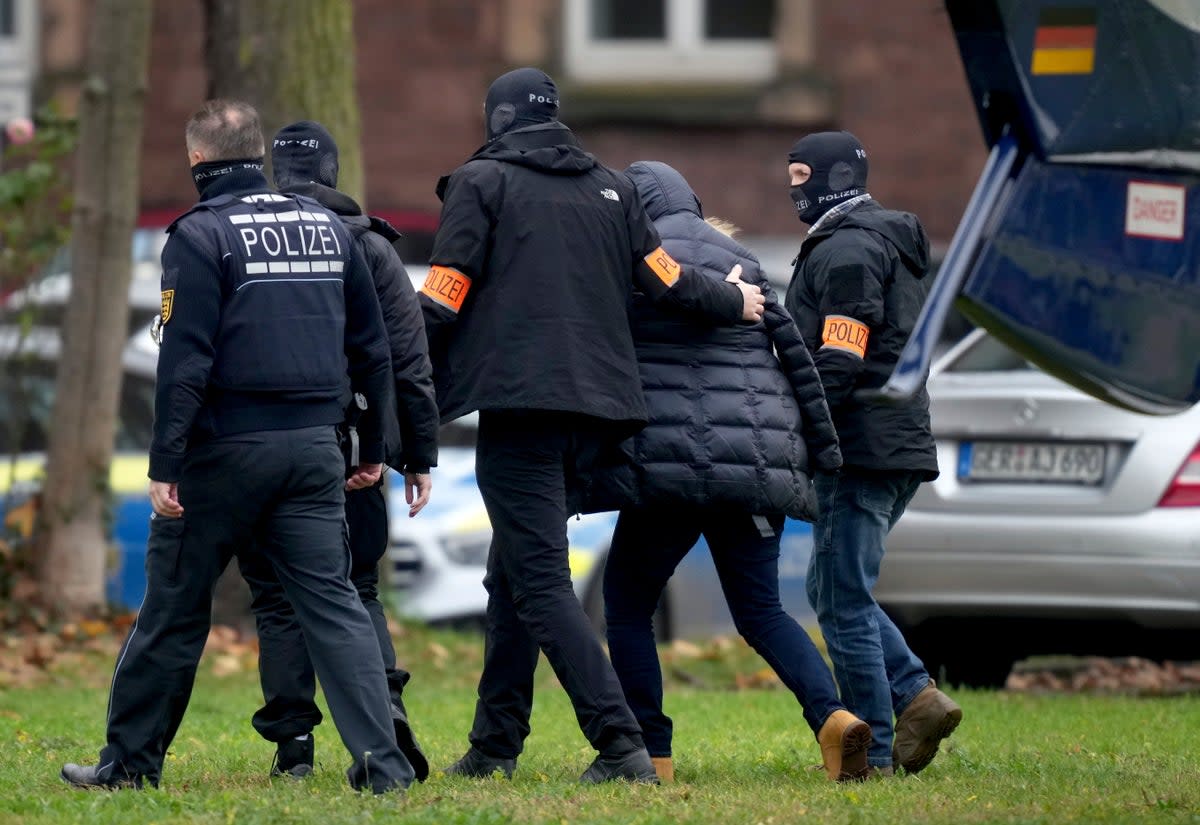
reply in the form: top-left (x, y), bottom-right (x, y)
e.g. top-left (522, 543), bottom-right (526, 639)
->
top-left (421, 265), bottom-right (472, 313)
top-left (643, 246), bottom-right (681, 287)
top-left (821, 315), bottom-right (869, 358)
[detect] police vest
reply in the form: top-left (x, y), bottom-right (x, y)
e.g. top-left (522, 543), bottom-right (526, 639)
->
top-left (184, 192), bottom-right (356, 403)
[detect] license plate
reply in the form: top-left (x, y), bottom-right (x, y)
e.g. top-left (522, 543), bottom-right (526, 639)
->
top-left (958, 441), bottom-right (1106, 484)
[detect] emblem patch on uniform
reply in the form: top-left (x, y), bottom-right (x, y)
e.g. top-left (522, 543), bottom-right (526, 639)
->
top-left (421, 265), bottom-right (472, 313)
top-left (643, 247), bottom-right (681, 287)
top-left (160, 289), bottom-right (175, 324)
top-left (821, 315), bottom-right (869, 358)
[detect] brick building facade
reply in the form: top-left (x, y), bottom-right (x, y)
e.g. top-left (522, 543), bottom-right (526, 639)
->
top-left (42, 0), bottom-right (987, 245)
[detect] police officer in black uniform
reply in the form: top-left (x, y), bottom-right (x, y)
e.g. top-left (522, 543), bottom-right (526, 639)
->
top-left (60, 99), bottom-right (415, 793)
top-left (423, 68), bottom-right (766, 783)
top-left (232, 120), bottom-right (438, 781)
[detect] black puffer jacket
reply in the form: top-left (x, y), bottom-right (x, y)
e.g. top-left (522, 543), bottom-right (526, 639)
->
top-left (587, 162), bottom-right (841, 521)
top-left (785, 200), bottom-right (938, 479)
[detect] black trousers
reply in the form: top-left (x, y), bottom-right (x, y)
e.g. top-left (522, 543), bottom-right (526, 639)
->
top-left (97, 426), bottom-right (413, 792)
top-left (238, 480), bottom-right (412, 742)
top-left (467, 410), bottom-right (642, 759)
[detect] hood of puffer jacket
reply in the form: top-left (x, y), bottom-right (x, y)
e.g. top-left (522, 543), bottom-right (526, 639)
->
top-left (625, 160), bottom-right (702, 222)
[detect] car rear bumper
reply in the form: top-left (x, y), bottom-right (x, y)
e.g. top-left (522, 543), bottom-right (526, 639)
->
top-left (878, 507), bottom-right (1200, 629)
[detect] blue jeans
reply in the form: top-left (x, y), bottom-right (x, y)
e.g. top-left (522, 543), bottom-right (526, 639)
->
top-left (605, 506), bottom-right (845, 758)
top-left (807, 470), bottom-right (930, 768)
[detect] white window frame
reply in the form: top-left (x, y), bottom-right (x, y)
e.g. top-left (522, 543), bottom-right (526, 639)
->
top-left (0, 0), bottom-right (33, 64)
top-left (564, 0), bottom-right (777, 84)
top-left (0, 0), bottom-right (36, 122)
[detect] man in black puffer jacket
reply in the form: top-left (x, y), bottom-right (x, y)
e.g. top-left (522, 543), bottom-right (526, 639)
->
top-left (592, 160), bottom-right (874, 784)
top-left (424, 68), bottom-right (765, 785)
top-left (785, 131), bottom-right (959, 778)
top-left (232, 121), bottom-right (438, 782)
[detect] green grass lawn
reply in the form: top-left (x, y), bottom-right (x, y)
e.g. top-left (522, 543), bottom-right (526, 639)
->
top-left (1, 625), bottom-right (1198, 824)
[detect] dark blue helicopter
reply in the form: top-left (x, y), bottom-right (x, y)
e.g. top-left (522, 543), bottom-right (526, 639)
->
top-left (882, 0), bottom-right (1200, 415)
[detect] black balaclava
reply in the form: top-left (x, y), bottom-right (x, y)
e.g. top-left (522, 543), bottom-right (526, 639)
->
top-left (484, 67), bottom-right (559, 142)
top-left (271, 120), bottom-right (340, 188)
top-left (787, 131), bottom-right (869, 225)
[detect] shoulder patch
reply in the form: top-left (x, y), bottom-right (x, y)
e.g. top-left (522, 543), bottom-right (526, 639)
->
top-left (160, 289), bottom-right (175, 324)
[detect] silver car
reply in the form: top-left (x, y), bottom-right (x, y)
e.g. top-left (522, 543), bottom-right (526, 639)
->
top-left (878, 329), bottom-right (1200, 686)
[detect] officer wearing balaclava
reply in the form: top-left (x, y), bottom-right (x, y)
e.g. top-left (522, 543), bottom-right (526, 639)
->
top-left (787, 130), bottom-right (870, 227)
top-left (224, 118), bottom-right (439, 784)
top-left (420, 67), bottom-right (765, 786)
top-left (784, 130), bottom-right (954, 779)
top-left (483, 66), bottom-right (561, 142)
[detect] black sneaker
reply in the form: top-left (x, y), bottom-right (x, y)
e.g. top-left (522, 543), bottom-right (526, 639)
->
top-left (580, 739), bottom-right (659, 784)
top-left (271, 735), bottom-right (314, 779)
top-left (392, 700), bottom-right (430, 783)
top-left (60, 763), bottom-right (144, 790)
top-left (443, 746), bottom-right (516, 780)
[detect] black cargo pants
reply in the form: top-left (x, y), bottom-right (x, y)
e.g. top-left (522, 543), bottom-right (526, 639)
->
top-left (467, 410), bottom-right (643, 759)
top-left (96, 426), bottom-right (413, 792)
top-left (238, 479), bottom-right (412, 741)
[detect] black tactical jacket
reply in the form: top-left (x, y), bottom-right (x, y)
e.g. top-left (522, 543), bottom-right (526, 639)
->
top-left (785, 199), bottom-right (939, 478)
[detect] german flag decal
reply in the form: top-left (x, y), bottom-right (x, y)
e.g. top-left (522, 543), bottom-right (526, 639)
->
top-left (1031, 7), bottom-right (1097, 75)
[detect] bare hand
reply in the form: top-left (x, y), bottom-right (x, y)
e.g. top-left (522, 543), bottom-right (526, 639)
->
top-left (726, 264), bottom-right (764, 322)
top-left (346, 462), bottom-right (383, 491)
top-left (149, 480), bottom-right (184, 518)
top-left (405, 472), bottom-right (432, 517)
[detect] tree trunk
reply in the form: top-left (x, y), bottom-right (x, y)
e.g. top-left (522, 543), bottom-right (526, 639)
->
top-left (201, 0), bottom-right (365, 629)
top-left (202, 0), bottom-right (243, 100)
top-left (34, 0), bottom-right (152, 613)
top-left (209, 0), bottom-right (364, 205)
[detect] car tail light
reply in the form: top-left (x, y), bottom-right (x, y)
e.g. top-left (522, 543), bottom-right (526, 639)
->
top-left (1158, 443), bottom-right (1200, 507)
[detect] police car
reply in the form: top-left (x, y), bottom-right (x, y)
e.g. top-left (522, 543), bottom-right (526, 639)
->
top-left (0, 320), bottom-right (160, 607)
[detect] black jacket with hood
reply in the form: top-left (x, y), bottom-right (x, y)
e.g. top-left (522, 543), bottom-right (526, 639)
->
top-left (275, 178), bottom-right (439, 472)
top-left (586, 162), bottom-right (841, 520)
top-left (421, 122), bottom-right (744, 431)
top-left (785, 200), bottom-right (938, 478)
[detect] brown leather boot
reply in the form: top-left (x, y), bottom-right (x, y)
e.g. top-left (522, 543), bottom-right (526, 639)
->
top-left (651, 756), bottom-right (674, 784)
top-left (818, 709), bottom-right (872, 781)
top-left (893, 680), bottom-right (962, 774)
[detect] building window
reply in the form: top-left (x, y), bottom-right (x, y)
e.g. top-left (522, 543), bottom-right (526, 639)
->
top-left (0, 0), bottom-right (14, 38)
top-left (565, 0), bottom-right (778, 84)
top-left (592, 0), bottom-right (665, 39)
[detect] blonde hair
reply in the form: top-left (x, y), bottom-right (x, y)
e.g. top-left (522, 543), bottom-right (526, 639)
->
top-left (705, 216), bottom-right (742, 238)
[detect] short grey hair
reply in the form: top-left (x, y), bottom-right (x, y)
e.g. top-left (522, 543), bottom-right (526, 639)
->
top-left (185, 99), bottom-right (265, 161)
